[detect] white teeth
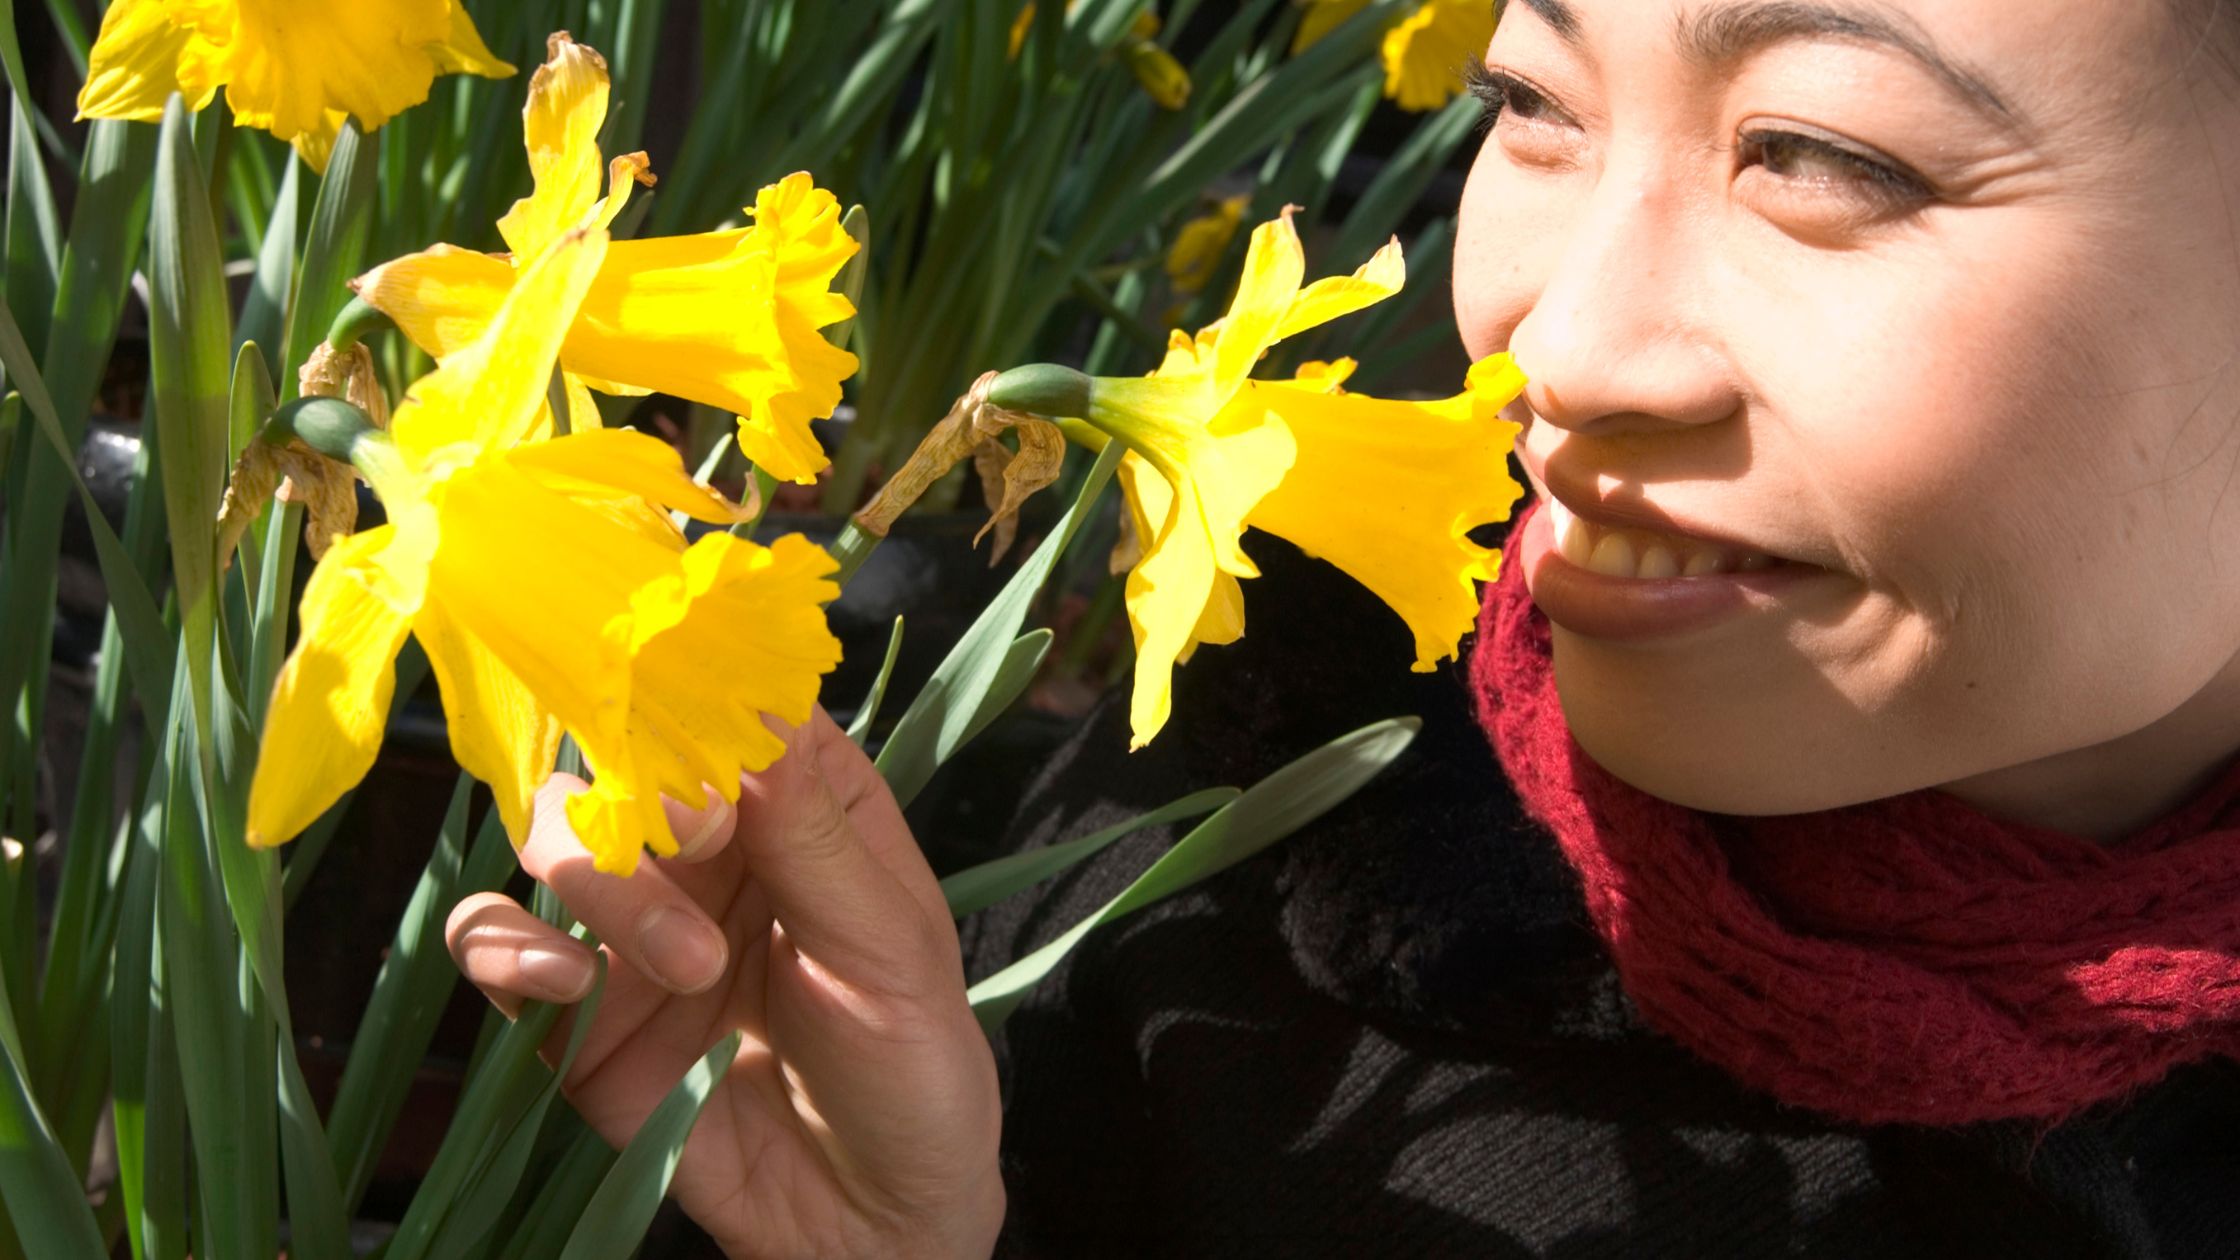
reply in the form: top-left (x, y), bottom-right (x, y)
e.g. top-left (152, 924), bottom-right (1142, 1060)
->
top-left (1585, 532), bottom-right (1638, 577)
top-left (1545, 497), bottom-right (1783, 579)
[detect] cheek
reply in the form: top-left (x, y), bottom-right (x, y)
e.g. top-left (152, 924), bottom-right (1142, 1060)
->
top-left (1454, 140), bottom-right (1565, 362)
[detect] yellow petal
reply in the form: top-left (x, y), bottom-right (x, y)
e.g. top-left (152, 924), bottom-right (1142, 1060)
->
top-left (246, 525), bottom-right (419, 847)
top-left (1381, 0), bottom-right (1497, 112)
top-left (564, 532), bottom-right (841, 875)
top-left (1290, 0), bottom-right (1373, 54)
top-left (430, 1), bottom-right (516, 78)
top-left (353, 243), bottom-right (514, 360)
top-left (504, 427), bottom-right (752, 526)
top-left (421, 452), bottom-right (684, 765)
top-left (1271, 237), bottom-right (1404, 342)
top-left (288, 109), bottom-right (349, 174)
top-left (414, 597), bottom-right (559, 845)
top-left (1245, 355), bottom-right (1528, 670)
top-left (1114, 404), bottom-right (1295, 748)
top-left (76, 1), bottom-right (212, 122)
top-left (219, 0), bottom-right (453, 147)
top-left (564, 177), bottom-right (859, 484)
top-left (496, 32), bottom-right (613, 258)
top-left (390, 228), bottom-right (610, 463)
top-left (1211, 210), bottom-right (1307, 401)
top-left (1164, 194), bottom-right (1248, 296)
top-left (1123, 40), bottom-right (1191, 110)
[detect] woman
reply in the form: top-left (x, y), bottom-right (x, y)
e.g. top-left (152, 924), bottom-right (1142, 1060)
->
top-left (441, 1), bottom-right (2240, 1254)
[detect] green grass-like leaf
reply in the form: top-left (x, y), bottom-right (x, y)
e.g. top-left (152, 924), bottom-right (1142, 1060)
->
top-left (554, 1031), bottom-right (745, 1260)
top-left (968, 717), bottom-right (1419, 1032)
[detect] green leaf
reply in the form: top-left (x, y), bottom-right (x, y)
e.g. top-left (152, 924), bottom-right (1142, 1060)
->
top-left (109, 760), bottom-right (184, 1260)
top-left (941, 785), bottom-right (1239, 918)
top-left (149, 96), bottom-right (236, 739)
top-left (5, 103), bottom-right (61, 355)
top-left (554, 1031), bottom-right (744, 1260)
top-left (328, 779), bottom-right (516, 1215)
top-left (0, 967), bottom-right (104, 1258)
top-left (236, 156), bottom-right (299, 362)
top-left (876, 441), bottom-right (1121, 808)
top-left (846, 615), bottom-right (905, 745)
top-left (281, 124), bottom-right (378, 393)
top-left (383, 956), bottom-right (603, 1260)
top-left (490, 1123), bottom-right (618, 1260)
top-left (967, 717), bottom-right (1420, 1032)
top-left (0, 313), bottom-right (174, 739)
top-left (958, 628), bottom-right (1052, 752)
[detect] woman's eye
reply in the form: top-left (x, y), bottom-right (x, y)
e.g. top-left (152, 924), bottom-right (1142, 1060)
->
top-left (1468, 66), bottom-right (1580, 165)
top-left (1735, 127), bottom-right (1934, 224)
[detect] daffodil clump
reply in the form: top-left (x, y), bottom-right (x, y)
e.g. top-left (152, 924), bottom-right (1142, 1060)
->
top-left (1293, 0), bottom-right (1497, 111)
top-left (246, 229), bottom-right (842, 876)
top-left (992, 210), bottom-right (1527, 747)
top-left (76, 0), bottom-right (514, 169)
top-left (353, 33), bottom-right (860, 485)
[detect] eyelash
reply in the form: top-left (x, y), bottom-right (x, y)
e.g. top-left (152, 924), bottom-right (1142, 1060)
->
top-left (1463, 64), bottom-right (1936, 213)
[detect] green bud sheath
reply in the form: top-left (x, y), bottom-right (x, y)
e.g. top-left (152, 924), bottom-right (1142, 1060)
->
top-left (987, 363), bottom-right (1094, 420)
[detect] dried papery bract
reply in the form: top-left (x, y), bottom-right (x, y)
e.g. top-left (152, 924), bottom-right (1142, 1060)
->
top-left (854, 370), bottom-right (1067, 563)
top-left (216, 340), bottom-right (390, 565)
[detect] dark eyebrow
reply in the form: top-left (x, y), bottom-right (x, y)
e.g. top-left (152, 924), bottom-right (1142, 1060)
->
top-left (1501, 0), bottom-right (1583, 42)
top-left (1676, 2), bottom-right (2016, 123)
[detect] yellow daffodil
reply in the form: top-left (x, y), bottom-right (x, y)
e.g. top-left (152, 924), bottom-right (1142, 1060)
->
top-left (247, 229), bottom-right (843, 876)
top-left (1291, 0), bottom-right (1495, 112)
top-left (1010, 4), bottom-right (1187, 109)
top-left (76, 0), bottom-right (513, 171)
top-left (1165, 194), bottom-right (1250, 296)
top-left (352, 33), bottom-right (859, 485)
top-left (1009, 210), bottom-right (1525, 747)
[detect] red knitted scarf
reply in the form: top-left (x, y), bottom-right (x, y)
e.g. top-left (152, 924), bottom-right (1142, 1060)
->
top-left (1468, 502), bottom-right (2240, 1127)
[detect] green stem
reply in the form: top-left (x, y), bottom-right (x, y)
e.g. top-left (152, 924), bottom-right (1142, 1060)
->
top-left (828, 520), bottom-right (883, 588)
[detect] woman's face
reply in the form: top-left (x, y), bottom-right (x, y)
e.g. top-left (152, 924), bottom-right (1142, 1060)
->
top-left (1453, 0), bottom-right (2240, 834)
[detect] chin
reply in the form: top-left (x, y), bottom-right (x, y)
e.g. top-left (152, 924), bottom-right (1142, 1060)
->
top-left (1548, 636), bottom-right (1896, 818)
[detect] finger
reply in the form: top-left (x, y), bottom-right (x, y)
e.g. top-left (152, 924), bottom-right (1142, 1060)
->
top-left (661, 783), bottom-right (736, 864)
top-left (730, 710), bottom-right (957, 996)
top-left (445, 891), bottom-right (599, 1017)
top-left (521, 775), bottom-right (732, 997)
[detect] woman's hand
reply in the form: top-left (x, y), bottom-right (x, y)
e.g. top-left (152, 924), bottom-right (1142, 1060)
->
top-left (443, 709), bottom-right (1004, 1259)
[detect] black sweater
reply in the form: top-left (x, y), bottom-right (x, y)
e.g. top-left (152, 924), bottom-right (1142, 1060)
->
top-left (953, 537), bottom-right (2240, 1259)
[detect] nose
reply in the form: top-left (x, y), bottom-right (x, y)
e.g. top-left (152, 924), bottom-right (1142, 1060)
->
top-left (1503, 176), bottom-right (1739, 439)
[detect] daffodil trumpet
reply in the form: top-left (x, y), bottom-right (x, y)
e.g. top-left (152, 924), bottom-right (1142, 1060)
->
top-left (985, 208), bottom-right (1528, 749)
top-left (244, 229), bottom-right (845, 877)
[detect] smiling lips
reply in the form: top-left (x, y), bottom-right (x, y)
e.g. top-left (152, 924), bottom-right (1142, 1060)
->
top-left (1516, 494), bottom-right (1834, 642)
top-left (1543, 494), bottom-right (1794, 579)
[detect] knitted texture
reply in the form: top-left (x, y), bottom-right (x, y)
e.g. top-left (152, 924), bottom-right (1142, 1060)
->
top-left (1469, 502), bottom-right (2240, 1126)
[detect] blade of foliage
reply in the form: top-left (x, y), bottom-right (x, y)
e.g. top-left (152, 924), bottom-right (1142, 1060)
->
top-left (876, 441), bottom-right (1120, 808)
top-left (281, 124), bottom-right (378, 392)
top-left (0, 119), bottom-right (153, 840)
top-left (846, 616), bottom-right (905, 746)
top-left (0, 305), bottom-right (172, 739)
top-left (491, 1122), bottom-right (619, 1260)
top-left (149, 98), bottom-right (235, 740)
top-left (158, 683), bottom-right (277, 1260)
top-left (383, 962), bottom-right (601, 1260)
top-left (329, 778), bottom-right (516, 1215)
top-left (110, 762), bottom-right (185, 1260)
top-left (5, 103), bottom-right (60, 353)
top-left (941, 786), bottom-right (1240, 918)
top-left (0, 967), bottom-right (103, 1258)
top-left (236, 156), bottom-right (299, 360)
top-left (968, 718), bottom-right (1420, 1032)
top-left (554, 1031), bottom-right (744, 1260)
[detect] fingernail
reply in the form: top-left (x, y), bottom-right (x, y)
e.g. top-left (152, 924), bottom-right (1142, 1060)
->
top-left (517, 945), bottom-right (594, 1002)
top-left (673, 795), bottom-right (734, 862)
top-left (639, 907), bottom-right (726, 994)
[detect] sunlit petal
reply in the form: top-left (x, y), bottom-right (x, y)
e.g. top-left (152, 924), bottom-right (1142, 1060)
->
top-left (505, 427), bottom-right (752, 525)
top-left (352, 243), bottom-right (513, 359)
top-left (76, 1), bottom-right (210, 122)
top-left (246, 525), bottom-right (419, 847)
top-left (1211, 210), bottom-right (1307, 400)
top-left (496, 32), bottom-right (613, 258)
top-left (390, 228), bottom-right (609, 462)
top-left (414, 598), bottom-right (560, 845)
top-left (1271, 237), bottom-right (1404, 342)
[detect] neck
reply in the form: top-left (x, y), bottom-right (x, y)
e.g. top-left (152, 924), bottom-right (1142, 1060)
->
top-left (1938, 654), bottom-right (2240, 842)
